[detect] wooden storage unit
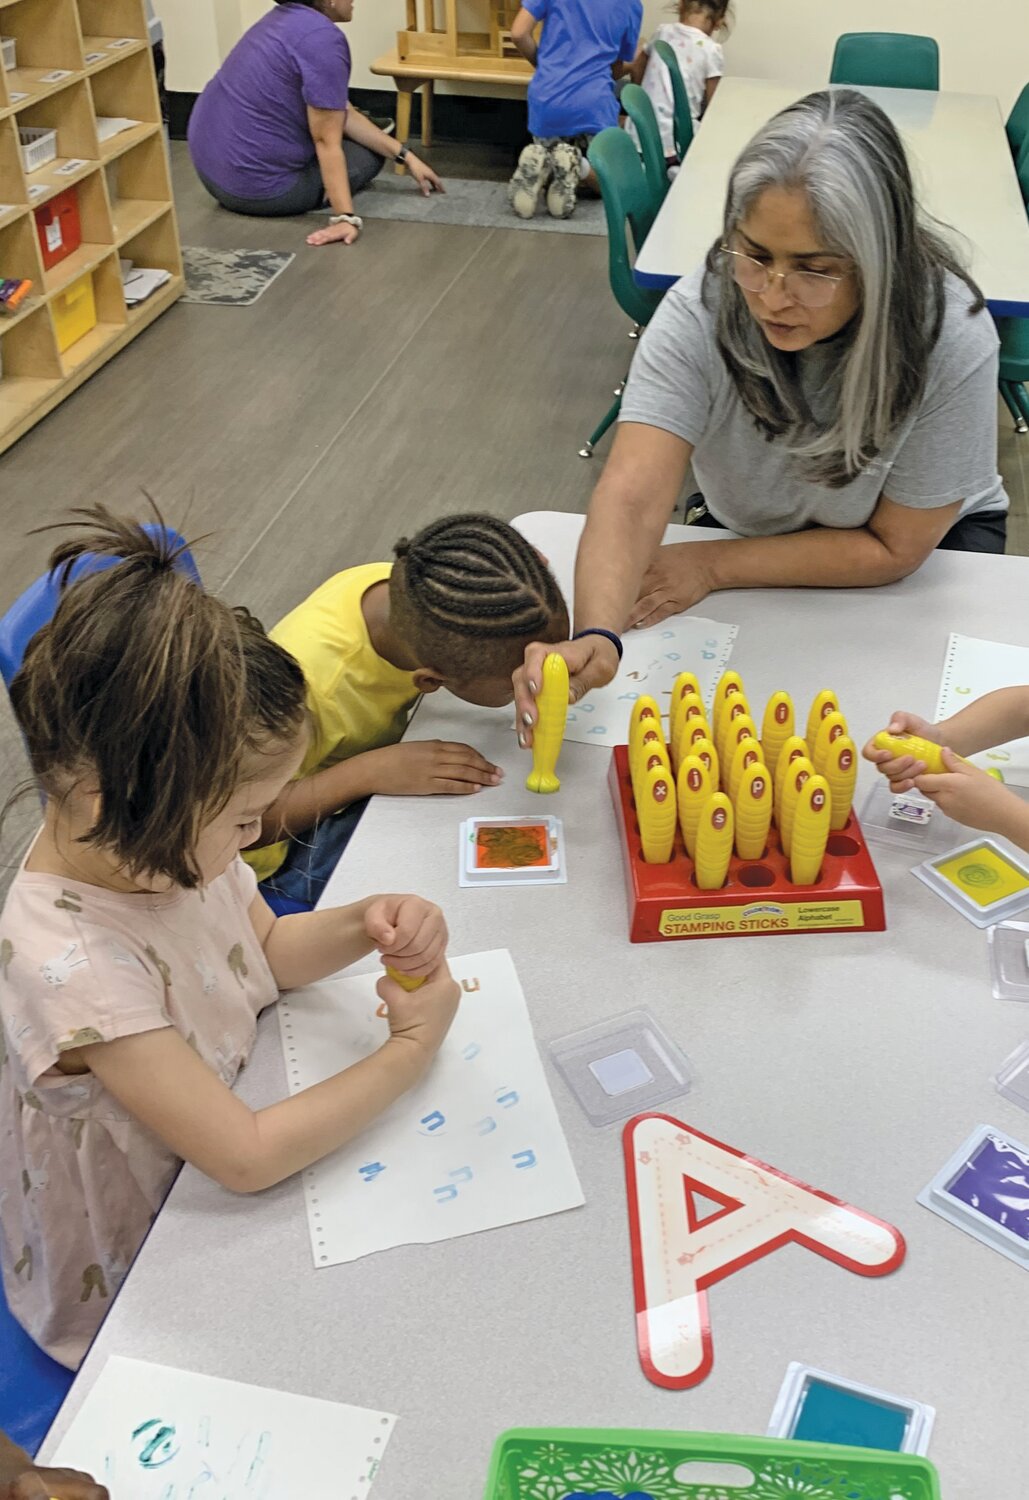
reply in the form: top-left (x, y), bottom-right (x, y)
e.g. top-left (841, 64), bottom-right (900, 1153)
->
top-left (0, 0), bottom-right (181, 456)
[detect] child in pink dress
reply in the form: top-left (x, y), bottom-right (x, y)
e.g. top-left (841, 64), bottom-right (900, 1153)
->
top-left (0, 508), bottom-right (458, 1369)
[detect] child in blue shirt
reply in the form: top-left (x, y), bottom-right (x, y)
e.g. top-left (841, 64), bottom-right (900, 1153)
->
top-left (508, 0), bottom-right (643, 220)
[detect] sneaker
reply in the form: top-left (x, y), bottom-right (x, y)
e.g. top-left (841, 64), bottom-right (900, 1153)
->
top-left (546, 141), bottom-right (582, 219)
top-left (371, 115), bottom-right (396, 135)
top-left (508, 142), bottom-right (552, 219)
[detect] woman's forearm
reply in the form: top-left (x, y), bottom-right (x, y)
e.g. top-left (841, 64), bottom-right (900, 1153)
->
top-left (315, 139), bottom-right (354, 216)
top-left (575, 423), bottom-right (692, 632)
top-left (703, 524), bottom-right (920, 593)
top-left (344, 107), bottom-right (403, 160)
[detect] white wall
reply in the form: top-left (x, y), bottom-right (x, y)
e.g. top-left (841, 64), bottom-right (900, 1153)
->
top-left (164, 0), bottom-right (1029, 117)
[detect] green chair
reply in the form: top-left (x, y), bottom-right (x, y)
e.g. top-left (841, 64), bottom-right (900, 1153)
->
top-left (580, 127), bottom-right (665, 457)
top-left (651, 38), bottom-right (695, 162)
top-left (830, 32), bottom-right (939, 91)
top-left (1007, 82), bottom-right (1029, 162)
top-left (620, 83), bottom-right (670, 214)
top-left (1018, 134), bottom-right (1029, 205)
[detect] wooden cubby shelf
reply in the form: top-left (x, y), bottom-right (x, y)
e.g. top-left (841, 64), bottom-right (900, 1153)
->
top-left (0, 0), bottom-right (181, 454)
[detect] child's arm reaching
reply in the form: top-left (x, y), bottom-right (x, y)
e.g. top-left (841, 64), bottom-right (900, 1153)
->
top-left (511, 7), bottom-right (539, 66)
top-left (259, 741), bottom-right (504, 845)
top-left (863, 689), bottom-right (1029, 789)
top-left (78, 962), bottom-right (460, 1196)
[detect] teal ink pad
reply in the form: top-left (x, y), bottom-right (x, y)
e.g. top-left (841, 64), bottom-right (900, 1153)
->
top-left (794, 1379), bottom-right (908, 1448)
top-left (768, 1363), bottom-right (934, 1456)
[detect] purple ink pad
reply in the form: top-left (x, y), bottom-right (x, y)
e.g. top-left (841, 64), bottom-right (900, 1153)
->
top-left (918, 1124), bottom-right (1029, 1268)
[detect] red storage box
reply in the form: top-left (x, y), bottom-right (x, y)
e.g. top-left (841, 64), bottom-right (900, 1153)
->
top-left (34, 188), bottom-right (82, 271)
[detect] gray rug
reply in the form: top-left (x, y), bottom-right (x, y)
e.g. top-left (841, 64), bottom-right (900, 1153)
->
top-left (181, 246), bottom-right (296, 306)
top-left (336, 175), bottom-right (606, 236)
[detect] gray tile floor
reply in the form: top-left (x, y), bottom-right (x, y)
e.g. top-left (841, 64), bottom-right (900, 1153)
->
top-left (1, 140), bottom-right (1028, 872)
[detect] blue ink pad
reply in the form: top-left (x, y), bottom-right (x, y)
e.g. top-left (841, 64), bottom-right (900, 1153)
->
top-left (793, 1379), bottom-right (908, 1449)
top-left (768, 1362), bottom-right (934, 1456)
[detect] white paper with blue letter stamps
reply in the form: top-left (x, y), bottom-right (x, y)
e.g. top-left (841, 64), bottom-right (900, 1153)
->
top-left (49, 1356), bottom-right (396, 1499)
top-left (278, 950), bottom-right (584, 1267)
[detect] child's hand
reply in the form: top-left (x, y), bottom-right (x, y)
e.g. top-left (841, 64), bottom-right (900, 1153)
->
top-left (377, 962), bottom-right (460, 1062)
top-left (0, 1469), bottom-right (109, 1499)
top-left (914, 750), bottom-right (1020, 834)
top-left (862, 709), bottom-right (941, 792)
top-left (364, 895), bottom-right (448, 980)
top-left (369, 741), bottom-right (503, 796)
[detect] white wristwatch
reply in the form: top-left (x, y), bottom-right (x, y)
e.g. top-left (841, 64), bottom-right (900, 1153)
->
top-left (329, 212), bottom-right (363, 229)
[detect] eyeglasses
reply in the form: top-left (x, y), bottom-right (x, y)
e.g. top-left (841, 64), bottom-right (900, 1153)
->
top-left (719, 247), bottom-right (850, 309)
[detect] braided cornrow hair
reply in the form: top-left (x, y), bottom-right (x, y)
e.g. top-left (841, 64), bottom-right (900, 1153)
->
top-left (390, 514), bottom-right (569, 679)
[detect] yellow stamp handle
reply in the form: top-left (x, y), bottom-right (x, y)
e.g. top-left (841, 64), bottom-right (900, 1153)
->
top-left (384, 965), bottom-right (426, 992)
top-left (526, 652), bottom-right (570, 794)
top-left (694, 792), bottom-right (734, 890)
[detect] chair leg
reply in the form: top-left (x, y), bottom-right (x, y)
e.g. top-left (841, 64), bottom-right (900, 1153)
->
top-left (579, 394), bottom-right (623, 458)
top-left (1012, 380), bottom-right (1029, 432)
top-left (1000, 380), bottom-right (1029, 434)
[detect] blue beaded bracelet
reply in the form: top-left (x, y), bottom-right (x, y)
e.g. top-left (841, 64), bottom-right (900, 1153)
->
top-left (572, 627), bottom-right (624, 661)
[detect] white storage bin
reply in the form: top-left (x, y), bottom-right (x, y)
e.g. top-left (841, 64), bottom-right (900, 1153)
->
top-left (1, 36), bottom-right (15, 73)
top-left (18, 127), bottom-right (58, 174)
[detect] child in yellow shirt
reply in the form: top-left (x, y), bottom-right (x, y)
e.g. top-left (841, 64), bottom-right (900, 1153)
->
top-left (249, 513), bottom-right (569, 907)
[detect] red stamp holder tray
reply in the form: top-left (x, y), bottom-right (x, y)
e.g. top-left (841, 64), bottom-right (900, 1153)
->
top-left (608, 745), bottom-right (885, 943)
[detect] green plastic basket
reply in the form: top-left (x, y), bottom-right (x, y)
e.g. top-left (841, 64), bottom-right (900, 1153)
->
top-left (483, 1428), bottom-right (941, 1500)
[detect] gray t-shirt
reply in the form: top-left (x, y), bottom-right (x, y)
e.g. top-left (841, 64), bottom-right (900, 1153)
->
top-left (619, 267), bottom-right (1007, 533)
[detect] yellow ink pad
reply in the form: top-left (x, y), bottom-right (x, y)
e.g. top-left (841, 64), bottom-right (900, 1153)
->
top-left (915, 839), bottom-right (1029, 927)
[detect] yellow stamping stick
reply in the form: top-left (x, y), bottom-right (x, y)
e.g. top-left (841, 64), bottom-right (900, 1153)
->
top-left (812, 709), bottom-right (849, 776)
top-left (670, 691), bottom-right (706, 770)
top-left (728, 734), bottom-right (763, 804)
top-left (690, 735), bottom-right (720, 793)
top-left (779, 756), bottom-right (815, 859)
top-left (824, 734), bottom-right (858, 829)
top-left (694, 791), bottom-right (734, 890)
top-left (670, 670), bottom-right (702, 713)
top-left (773, 735), bottom-right (809, 823)
top-left (722, 713), bottom-right (759, 775)
top-left (629, 695), bottom-right (664, 755)
top-left (872, 729), bottom-right (1007, 783)
top-left (716, 695), bottom-right (752, 765)
top-left (734, 760), bottom-right (773, 860)
top-left (637, 760), bottom-right (677, 863)
top-left (805, 688), bottom-right (840, 750)
top-left (630, 726), bottom-right (666, 800)
top-left (385, 966), bottom-right (426, 992)
top-left (683, 718), bottom-right (713, 754)
top-left (676, 753), bottom-right (712, 857)
top-left (789, 774), bottom-right (832, 886)
top-left (871, 730), bottom-right (955, 775)
top-left (526, 652), bottom-right (569, 793)
top-left (712, 670), bottom-right (745, 734)
top-left (761, 690), bottom-right (795, 780)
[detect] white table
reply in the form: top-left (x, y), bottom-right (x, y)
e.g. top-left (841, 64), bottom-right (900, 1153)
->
top-left (635, 76), bottom-right (1029, 316)
top-left (41, 512), bottom-right (1029, 1498)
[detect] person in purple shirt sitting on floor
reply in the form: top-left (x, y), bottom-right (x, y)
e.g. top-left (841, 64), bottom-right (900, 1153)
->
top-left (188, 0), bottom-right (444, 249)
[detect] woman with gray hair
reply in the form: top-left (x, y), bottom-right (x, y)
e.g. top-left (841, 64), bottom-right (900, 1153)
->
top-left (513, 88), bottom-right (1007, 722)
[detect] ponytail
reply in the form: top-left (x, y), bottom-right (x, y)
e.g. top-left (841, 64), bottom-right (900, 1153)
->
top-left (8, 504), bottom-right (306, 889)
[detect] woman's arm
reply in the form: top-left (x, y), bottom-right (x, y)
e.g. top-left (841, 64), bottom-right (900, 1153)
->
top-left (512, 422), bottom-right (693, 733)
top-left (305, 105), bottom-right (360, 248)
top-left (80, 964), bottom-right (459, 1195)
top-left (629, 493), bottom-right (962, 628)
top-left (511, 7), bottom-right (539, 66)
top-left (343, 108), bottom-right (444, 196)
